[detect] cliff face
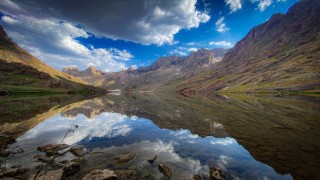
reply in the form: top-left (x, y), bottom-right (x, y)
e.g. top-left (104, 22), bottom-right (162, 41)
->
top-left (178, 0), bottom-right (320, 93)
top-left (0, 26), bottom-right (103, 94)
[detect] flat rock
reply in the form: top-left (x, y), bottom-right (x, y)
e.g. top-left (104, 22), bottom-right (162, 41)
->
top-left (37, 144), bottom-right (69, 156)
top-left (82, 169), bottom-right (117, 180)
top-left (70, 146), bottom-right (84, 157)
top-left (0, 168), bottom-right (20, 177)
top-left (158, 164), bottom-right (173, 179)
top-left (114, 170), bottom-right (135, 179)
top-left (114, 153), bottom-right (135, 164)
top-left (141, 172), bottom-right (151, 178)
top-left (34, 154), bottom-right (52, 163)
top-left (209, 167), bottom-right (226, 180)
top-left (71, 157), bottom-right (86, 164)
top-left (28, 169), bottom-right (64, 180)
top-left (147, 155), bottom-right (157, 163)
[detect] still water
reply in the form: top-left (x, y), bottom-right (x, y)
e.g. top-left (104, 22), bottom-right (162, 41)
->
top-left (0, 93), bottom-right (319, 179)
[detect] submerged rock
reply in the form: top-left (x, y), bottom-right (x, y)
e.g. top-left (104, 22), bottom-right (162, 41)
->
top-left (209, 167), bottom-right (226, 180)
top-left (34, 154), bottom-right (52, 163)
top-left (0, 167), bottom-right (25, 178)
top-left (63, 161), bottom-right (80, 176)
top-left (114, 153), bottom-right (135, 164)
top-left (70, 146), bottom-right (85, 157)
top-left (71, 157), bottom-right (86, 164)
top-left (193, 174), bottom-right (202, 180)
top-left (147, 155), bottom-right (157, 163)
top-left (28, 169), bottom-right (64, 180)
top-left (114, 170), bottom-right (135, 179)
top-left (37, 144), bottom-right (69, 156)
top-left (82, 169), bottom-right (117, 180)
top-left (158, 164), bottom-right (173, 179)
top-left (140, 172), bottom-right (151, 178)
top-left (0, 89), bottom-right (9, 96)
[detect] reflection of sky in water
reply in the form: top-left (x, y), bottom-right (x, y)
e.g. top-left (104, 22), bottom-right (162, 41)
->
top-left (16, 112), bottom-right (292, 179)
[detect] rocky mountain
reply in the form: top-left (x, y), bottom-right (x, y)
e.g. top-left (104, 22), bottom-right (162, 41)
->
top-left (0, 26), bottom-right (104, 94)
top-left (63, 48), bottom-right (228, 91)
top-left (178, 0), bottom-right (320, 93)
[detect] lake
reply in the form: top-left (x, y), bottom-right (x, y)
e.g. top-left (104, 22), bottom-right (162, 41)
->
top-left (0, 93), bottom-right (319, 179)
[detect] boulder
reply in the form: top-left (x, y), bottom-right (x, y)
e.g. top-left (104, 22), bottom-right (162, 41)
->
top-left (70, 146), bottom-right (84, 157)
top-left (114, 153), bottom-right (135, 164)
top-left (82, 169), bottom-right (117, 180)
top-left (158, 164), bottom-right (173, 179)
top-left (28, 169), bottom-right (64, 180)
top-left (209, 167), bottom-right (226, 180)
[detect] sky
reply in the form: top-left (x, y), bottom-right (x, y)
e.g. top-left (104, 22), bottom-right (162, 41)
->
top-left (0, 0), bottom-right (298, 72)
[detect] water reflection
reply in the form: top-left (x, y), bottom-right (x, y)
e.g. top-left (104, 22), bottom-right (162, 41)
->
top-left (0, 93), bottom-right (319, 179)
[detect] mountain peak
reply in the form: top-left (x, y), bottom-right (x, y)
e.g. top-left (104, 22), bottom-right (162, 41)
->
top-left (0, 26), bottom-right (9, 40)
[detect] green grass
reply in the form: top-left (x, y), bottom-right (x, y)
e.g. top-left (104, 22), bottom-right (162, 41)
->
top-left (0, 85), bottom-right (66, 94)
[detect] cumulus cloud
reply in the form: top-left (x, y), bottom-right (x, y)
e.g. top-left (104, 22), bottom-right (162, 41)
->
top-left (0, 0), bottom-right (210, 45)
top-left (215, 17), bottom-right (230, 33)
top-left (258, 0), bottom-right (273, 11)
top-left (209, 41), bottom-right (234, 48)
top-left (20, 112), bottom-right (132, 145)
top-left (188, 47), bottom-right (198, 52)
top-left (1, 15), bottom-right (132, 71)
top-left (250, 0), bottom-right (274, 11)
top-left (170, 49), bottom-right (187, 56)
top-left (225, 0), bottom-right (242, 13)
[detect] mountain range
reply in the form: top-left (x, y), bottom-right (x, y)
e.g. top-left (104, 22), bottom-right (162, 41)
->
top-left (0, 26), bottom-right (104, 94)
top-left (62, 48), bottom-right (228, 91)
top-left (63, 0), bottom-right (320, 94)
top-left (1, 0), bottom-right (319, 94)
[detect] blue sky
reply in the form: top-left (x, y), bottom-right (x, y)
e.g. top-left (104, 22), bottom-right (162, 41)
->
top-left (0, 0), bottom-right (298, 72)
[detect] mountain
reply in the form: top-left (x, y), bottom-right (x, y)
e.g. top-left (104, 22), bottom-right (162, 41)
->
top-left (63, 48), bottom-right (228, 91)
top-left (0, 26), bottom-right (104, 94)
top-left (178, 0), bottom-right (320, 93)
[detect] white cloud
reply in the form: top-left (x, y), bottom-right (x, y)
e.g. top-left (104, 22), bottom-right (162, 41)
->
top-left (225, 0), bottom-right (242, 13)
top-left (170, 49), bottom-right (187, 56)
top-left (250, 0), bottom-right (274, 11)
top-left (215, 17), bottom-right (230, 33)
top-left (210, 138), bottom-right (236, 145)
top-left (186, 42), bottom-right (198, 46)
top-left (20, 112), bottom-right (132, 145)
top-left (1, 15), bottom-right (132, 72)
top-left (1, 0), bottom-right (210, 45)
top-left (209, 41), bottom-right (234, 48)
top-left (258, 0), bottom-right (273, 11)
top-left (188, 47), bottom-right (198, 52)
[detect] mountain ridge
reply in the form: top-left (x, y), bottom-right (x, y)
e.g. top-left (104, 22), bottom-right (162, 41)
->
top-left (0, 25), bottom-right (105, 94)
top-left (62, 48), bottom-right (228, 90)
top-left (177, 0), bottom-right (320, 93)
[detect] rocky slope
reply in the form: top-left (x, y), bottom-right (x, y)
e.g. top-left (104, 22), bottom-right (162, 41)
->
top-left (0, 26), bottom-right (104, 94)
top-left (178, 0), bottom-right (320, 93)
top-left (63, 48), bottom-right (228, 91)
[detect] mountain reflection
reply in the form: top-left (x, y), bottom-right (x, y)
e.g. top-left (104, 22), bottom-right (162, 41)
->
top-left (1, 93), bottom-right (319, 179)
